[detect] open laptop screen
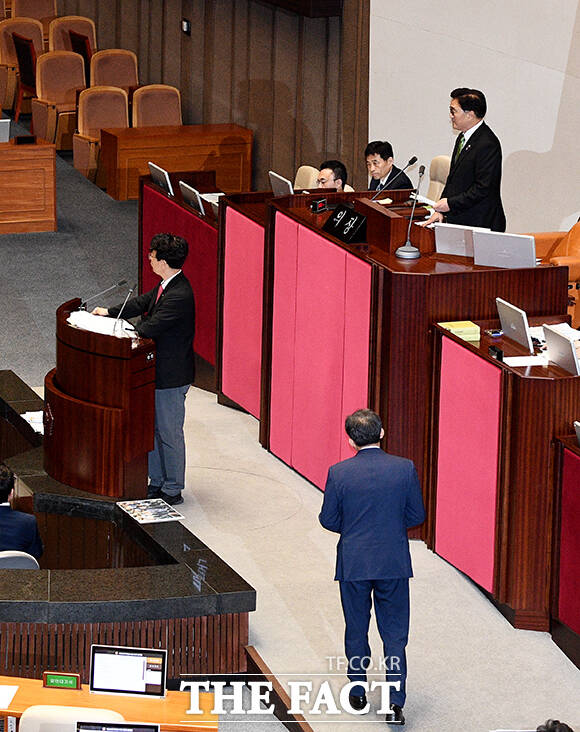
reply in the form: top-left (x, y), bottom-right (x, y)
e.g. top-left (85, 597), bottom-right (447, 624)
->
top-left (147, 161), bottom-right (174, 197)
top-left (496, 297), bottom-right (534, 354)
top-left (473, 231), bottom-right (536, 269)
top-left (89, 644), bottom-right (167, 698)
top-left (268, 170), bottom-right (294, 196)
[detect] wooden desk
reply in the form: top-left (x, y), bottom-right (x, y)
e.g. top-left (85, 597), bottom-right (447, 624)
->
top-left (0, 675), bottom-right (217, 731)
top-left (431, 325), bottom-right (580, 630)
top-left (0, 139), bottom-right (56, 233)
top-left (101, 124), bottom-right (253, 201)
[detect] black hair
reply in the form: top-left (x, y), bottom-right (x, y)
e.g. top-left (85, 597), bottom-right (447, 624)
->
top-left (450, 87), bottom-right (487, 119)
top-left (320, 159), bottom-right (348, 188)
top-left (149, 233), bottom-right (189, 269)
top-left (536, 721), bottom-right (575, 732)
top-left (364, 140), bottom-right (394, 161)
top-left (0, 463), bottom-right (15, 502)
top-left (345, 409), bottom-right (383, 447)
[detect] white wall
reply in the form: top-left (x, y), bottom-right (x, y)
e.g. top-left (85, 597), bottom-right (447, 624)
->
top-left (369, 0), bottom-right (580, 232)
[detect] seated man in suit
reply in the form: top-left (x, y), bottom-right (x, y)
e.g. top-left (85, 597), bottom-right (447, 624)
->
top-left (423, 87), bottom-right (506, 231)
top-left (365, 140), bottom-right (412, 191)
top-left (319, 409), bottom-right (425, 725)
top-left (317, 160), bottom-right (348, 193)
top-left (0, 463), bottom-right (43, 559)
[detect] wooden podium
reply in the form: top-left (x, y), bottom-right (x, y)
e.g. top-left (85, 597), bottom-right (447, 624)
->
top-left (43, 299), bottom-right (156, 498)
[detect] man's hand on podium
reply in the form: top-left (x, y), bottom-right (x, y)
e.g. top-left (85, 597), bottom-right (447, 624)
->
top-left (91, 307), bottom-right (109, 316)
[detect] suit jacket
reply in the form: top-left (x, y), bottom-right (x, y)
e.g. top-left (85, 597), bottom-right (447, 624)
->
top-left (319, 448), bottom-right (425, 581)
top-left (109, 271), bottom-right (195, 389)
top-left (369, 165), bottom-right (413, 191)
top-left (0, 505), bottom-right (43, 559)
top-left (442, 121), bottom-right (506, 231)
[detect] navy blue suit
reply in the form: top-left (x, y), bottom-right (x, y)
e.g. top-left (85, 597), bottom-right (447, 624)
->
top-left (319, 447), bottom-right (425, 707)
top-left (369, 165), bottom-right (413, 192)
top-left (0, 505), bottom-right (43, 559)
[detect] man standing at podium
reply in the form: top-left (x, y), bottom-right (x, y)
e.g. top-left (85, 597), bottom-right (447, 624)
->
top-left (424, 87), bottom-right (506, 231)
top-left (93, 233), bottom-right (195, 505)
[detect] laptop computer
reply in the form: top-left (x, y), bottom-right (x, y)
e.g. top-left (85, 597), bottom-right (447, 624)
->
top-left (434, 222), bottom-right (490, 257)
top-left (178, 180), bottom-right (205, 216)
top-left (268, 170), bottom-right (294, 196)
top-left (89, 644), bottom-right (167, 698)
top-left (147, 161), bottom-right (174, 197)
top-left (473, 231), bottom-right (536, 269)
top-left (543, 324), bottom-right (580, 375)
top-left (0, 117), bottom-right (10, 143)
top-left (496, 297), bottom-right (534, 354)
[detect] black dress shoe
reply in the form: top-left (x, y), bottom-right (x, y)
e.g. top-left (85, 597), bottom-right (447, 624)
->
top-left (162, 492), bottom-right (184, 506)
top-left (386, 703), bottom-right (405, 725)
top-left (348, 692), bottom-right (367, 711)
top-left (147, 485), bottom-right (162, 499)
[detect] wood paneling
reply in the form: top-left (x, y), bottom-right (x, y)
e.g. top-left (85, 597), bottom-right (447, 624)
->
top-left (58, 0), bottom-right (369, 190)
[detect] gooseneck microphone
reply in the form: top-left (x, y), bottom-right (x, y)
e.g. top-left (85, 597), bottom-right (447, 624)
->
top-left (370, 156), bottom-right (418, 201)
top-left (80, 279), bottom-right (128, 310)
top-left (113, 283), bottom-right (137, 335)
top-left (395, 165), bottom-right (425, 260)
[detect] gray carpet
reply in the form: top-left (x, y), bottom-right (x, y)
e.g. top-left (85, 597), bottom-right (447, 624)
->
top-left (0, 116), bottom-right (138, 386)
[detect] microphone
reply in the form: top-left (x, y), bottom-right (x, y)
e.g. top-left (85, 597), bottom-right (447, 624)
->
top-left (80, 279), bottom-right (128, 310)
top-left (370, 156), bottom-right (418, 201)
top-left (395, 165), bottom-right (425, 260)
top-left (113, 283), bottom-right (137, 335)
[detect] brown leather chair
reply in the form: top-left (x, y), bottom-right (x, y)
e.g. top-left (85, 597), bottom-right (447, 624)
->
top-left (12, 30), bottom-right (37, 122)
top-left (131, 83), bottom-right (181, 127)
top-left (11, 0), bottom-right (56, 22)
top-left (0, 18), bottom-right (42, 112)
top-left (32, 49), bottom-right (85, 148)
top-left (533, 221), bottom-right (580, 327)
top-left (48, 15), bottom-right (96, 55)
top-left (73, 85), bottom-right (128, 184)
top-left (426, 155), bottom-right (451, 202)
top-left (90, 48), bottom-right (138, 90)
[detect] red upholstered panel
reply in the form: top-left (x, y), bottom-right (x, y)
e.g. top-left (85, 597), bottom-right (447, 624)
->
top-left (558, 449), bottom-right (580, 634)
top-left (269, 213), bottom-right (299, 463)
top-left (221, 207), bottom-right (265, 417)
top-left (291, 228), bottom-right (347, 489)
top-left (435, 337), bottom-right (501, 592)
top-left (340, 255), bottom-right (372, 461)
top-left (141, 186), bottom-right (217, 365)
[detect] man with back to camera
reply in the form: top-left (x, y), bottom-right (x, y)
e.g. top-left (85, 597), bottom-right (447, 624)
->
top-left (365, 140), bottom-right (413, 191)
top-left (0, 463), bottom-right (43, 559)
top-left (93, 233), bottom-right (195, 506)
top-left (423, 87), bottom-right (506, 231)
top-left (317, 160), bottom-right (348, 193)
top-left (319, 409), bottom-right (425, 726)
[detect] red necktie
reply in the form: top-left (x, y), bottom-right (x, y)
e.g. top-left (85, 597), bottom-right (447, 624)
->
top-left (155, 284), bottom-right (163, 303)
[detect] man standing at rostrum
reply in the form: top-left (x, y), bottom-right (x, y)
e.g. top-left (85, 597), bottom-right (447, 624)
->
top-left (93, 233), bottom-right (195, 505)
top-left (319, 409), bottom-right (425, 725)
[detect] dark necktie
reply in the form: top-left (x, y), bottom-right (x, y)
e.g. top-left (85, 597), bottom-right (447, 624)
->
top-left (454, 133), bottom-right (465, 163)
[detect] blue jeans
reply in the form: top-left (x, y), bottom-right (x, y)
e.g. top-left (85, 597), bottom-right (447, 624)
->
top-left (148, 385), bottom-right (189, 496)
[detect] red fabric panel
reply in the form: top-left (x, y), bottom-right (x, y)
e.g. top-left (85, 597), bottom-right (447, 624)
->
top-left (141, 186), bottom-right (217, 365)
top-left (269, 213), bottom-right (299, 463)
top-left (221, 207), bottom-right (264, 417)
top-left (340, 255), bottom-right (372, 461)
top-left (290, 228), bottom-right (348, 489)
top-left (435, 337), bottom-right (501, 592)
top-left (558, 449), bottom-right (580, 633)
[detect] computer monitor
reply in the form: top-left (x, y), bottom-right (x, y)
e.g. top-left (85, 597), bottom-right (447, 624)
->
top-left (473, 231), bottom-right (536, 269)
top-left (543, 324), bottom-right (580, 375)
top-left (77, 724), bottom-right (160, 732)
top-left (89, 644), bottom-right (167, 698)
top-left (178, 180), bottom-right (205, 216)
top-left (433, 222), bottom-right (490, 258)
top-left (268, 170), bottom-right (294, 196)
top-left (496, 297), bottom-right (534, 354)
top-left (147, 161), bottom-right (174, 197)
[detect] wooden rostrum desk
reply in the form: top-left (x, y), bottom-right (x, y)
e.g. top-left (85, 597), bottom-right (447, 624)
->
top-left (258, 190), bottom-right (569, 544)
top-left (0, 370), bottom-right (256, 688)
top-left (431, 323), bottom-right (580, 631)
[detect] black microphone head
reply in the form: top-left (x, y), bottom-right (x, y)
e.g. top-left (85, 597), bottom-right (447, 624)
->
top-left (408, 156), bottom-right (418, 165)
top-left (117, 279), bottom-right (128, 286)
top-left (418, 165), bottom-right (425, 175)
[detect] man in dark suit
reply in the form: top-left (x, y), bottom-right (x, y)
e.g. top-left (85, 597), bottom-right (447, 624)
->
top-left (93, 233), bottom-right (195, 505)
top-left (0, 463), bottom-right (43, 559)
top-left (425, 87), bottom-right (506, 231)
top-left (365, 140), bottom-right (413, 191)
top-left (319, 409), bottom-right (425, 725)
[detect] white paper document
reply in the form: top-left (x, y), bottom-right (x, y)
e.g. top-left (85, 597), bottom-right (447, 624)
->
top-left (504, 355), bottom-right (548, 367)
top-left (22, 411), bottom-right (44, 434)
top-left (542, 322), bottom-right (580, 341)
top-left (200, 192), bottom-right (225, 205)
top-left (67, 310), bottom-right (136, 338)
top-left (0, 685), bottom-right (18, 709)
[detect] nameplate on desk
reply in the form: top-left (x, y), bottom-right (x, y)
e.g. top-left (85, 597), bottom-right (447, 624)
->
top-left (43, 671), bottom-right (82, 689)
top-left (322, 204), bottom-right (366, 244)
